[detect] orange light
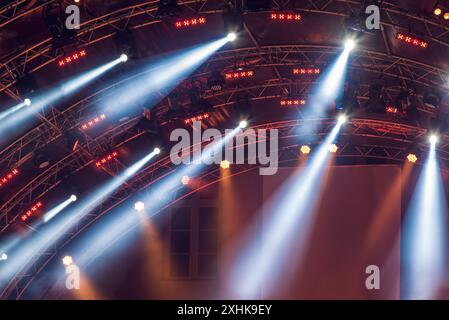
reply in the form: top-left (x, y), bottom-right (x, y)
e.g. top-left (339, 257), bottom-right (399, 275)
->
top-left (444, 12), bottom-right (449, 20)
top-left (435, 8), bottom-right (443, 16)
top-left (220, 160), bottom-right (230, 169)
top-left (328, 144), bottom-right (338, 153)
top-left (62, 255), bottom-right (73, 266)
top-left (300, 145), bottom-right (311, 155)
top-left (407, 153), bottom-right (418, 163)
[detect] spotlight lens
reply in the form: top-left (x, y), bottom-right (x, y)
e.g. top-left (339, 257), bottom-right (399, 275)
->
top-left (0, 253), bottom-right (7, 261)
top-left (24, 98), bottom-right (32, 106)
top-left (70, 194), bottom-right (77, 202)
top-left (328, 144), bottom-right (338, 153)
top-left (407, 153), bottom-right (418, 163)
top-left (300, 145), bottom-right (311, 155)
top-left (429, 134), bottom-right (439, 145)
top-left (62, 255), bottom-right (73, 266)
top-left (154, 147), bottom-right (161, 155)
top-left (435, 8), bottom-right (442, 16)
top-left (239, 120), bottom-right (248, 129)
top-left (220, 160), bottom-right (230, 169)
top-left (227, 33), bottom-right (237, 42)
top-left (120, 54), bottom-right (128, 62)
top-left (134, 201), bottom-right (145, 212)
top-left (444, 12), bottom-right (449, 20)
top-left (345, 39), bottom-right (355, 51)
top-left (338, 114), bottom-right (347, 124)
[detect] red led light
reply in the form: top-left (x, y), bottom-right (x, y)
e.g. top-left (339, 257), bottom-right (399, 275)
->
top-left (185, 113), bottom-right (210, 125)
top-left (95, 151), bottom-right (119, 168)
top-left (0, 168), bottom-right (19, 188)
top-left (396, 33), bottom-right (428, 49)
top-left (280, 99), bottom-right (307, 106)
top-left (224, 70), bottom-right (255, 80)
top-left (292, 68), bottom-right (320, 75)
top-left (20, 201), bottom-right (43, 222)
top-left (175, 17), bottom-right (207, 28)
top-left (57, 49), bottom-right (88, 67)
top-left (80, 114), bottom-right (107, 130)
top-left (271, 12), bottom-right (301, 21)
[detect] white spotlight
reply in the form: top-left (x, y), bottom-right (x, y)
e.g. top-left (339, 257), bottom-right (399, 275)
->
top-left (0, 253), bottom-right (7, 261)
top-left (134, 201), bottom-right (145, 212)
top-left (338, 114), bottom-right (347, 124)
top-left (239, 120), bottom-right (248, 129)
top-left (345, 39), bottom-right (356, 51)
top-left (70, 194), bottom-right (78, 202)
top-left (24, 98), bottom-right (32, 106)
top-left (120, 53), bottom-right (128, 63)
top-left (429, 134), bottom-right (439, 145)
top-left (154, 147), bottom-right (161, 155)
top-left (227, 33), bottom-right (237, 42)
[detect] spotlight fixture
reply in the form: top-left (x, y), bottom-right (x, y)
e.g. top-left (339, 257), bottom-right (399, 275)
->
top-left (223, 10), bottom-right (244, 36)
top-left (220, 160), bottom-right (230, 169)
top-left (338, 114), bottom-right (347, 124)
top-left (62, 255), bottom-right (73, 266)
top-left (239, 120), bottom-right (248, 129)
top-left (70, 194), bottom-right (78, 202)
top-left (24, 98), bottom-right (32, 106)
top-left (423, 91), bottom-right (441, 109)
top-left (207, 71), bottom-right (225, 91)
top-left (429, 134), bottom-right (439, 145)
top-left (280, 98), bottom-right (306, 107)
top-left (0, 168), bottom-right (19, 188)
top-left (134, 201), bottom-right (145, 212)
top-left (33, 151), bottom-right (50, 169)
top-left (300, 145), bottom-right (311, 155)
top-left (156, 0), bottom-right (180, 17)
top-left (386, 105), bottom-right (399, 114)
top-left (434, 7), bottom-right (443, 16)
top-left (292, 67), bottom-right (320, 76)
top-left (20, 201), bottom-right (43, 222)
top-left (120, 53), bottom-right (128, 62)
top-left (181, 175), bottom-right (190, 185)
top-left (345, 39), bottom-right (356, 51)
top-left (80, 114), bottom-right (107, 130)
top-left (396, 32), bottom-right (428, 49)
top-left (328, 144), bottom-right (338, 153)
top-left (224, 69), bottom-right (254, 80)
top-left (154, 147), bottom-right (161, 155)
top-left (0, 253), bottom-right (7, 261)
top-left (270, 12), bottom-right (302, 22)
top-left (433, 4), bottom-right (449, 20)
top-left (175, 17), bottom-right (207, 28)
top-left (407, 153), bottom-right (418, 163)
top-left (184, 113), bottom-right (210, 125)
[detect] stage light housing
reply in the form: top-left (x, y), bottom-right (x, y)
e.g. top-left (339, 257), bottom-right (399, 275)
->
top-left (227, 32), bottom-right (237, 42)
top-left (435, 7), bottom-right (443, 16)
top-left (154, 147), bottom-right (161, 155)
top-left (134, 201), bottom-right (145, 212)
top-left (24, 98), bottom-right (32, 106)
top-left (175, 17), bottom-right (207, 28)
top-left (239, 120), bottom-right (248, 129)
top-left (57, 49), bottom-right (88, 67)
top-left (0, 168), bottom-right (19, 188)
top-left (396, 32), bottom-right (428, 49)
top-left (338, 114), bottom-right (347, 124)
top-left (328, 143), bottom-right (338, 153)
top-left (81, 114), bottom-right (107, 130)
top-left (292, 68), bottom-right (320, 76)
top-left (225, 70), bottom-right (254, 80)
top-left (120, 53), bottom-right (128, 62)
top-left (20, 201), bottom-right (43, 222)
top-left (70, 194), bottom-right (78, 202)
top-left (280, 99), bottom-right (306, 107)
top-left (270, 12), bottom-right (302, 22)
top-left (95, 151), bottom-right (119, 168)
top-left (62, 255), bottom-right (73, 266)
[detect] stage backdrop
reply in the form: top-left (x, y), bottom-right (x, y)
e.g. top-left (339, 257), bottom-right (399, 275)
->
top-left (260, 165), bottom-right (402, 299)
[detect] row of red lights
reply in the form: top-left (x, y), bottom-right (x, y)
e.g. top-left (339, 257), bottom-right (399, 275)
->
top-left (184, 113), bottom-right (210, 125)
top-left (280, 99), bottom-right (307, 106)
top-left (0, 168), bottom-right (19, 188)
top-left (396, 33), bottom-right (428, 49)
top-left (20, 201), bottom-right (43, 222)
top-left (57, 49), bottom-right (88, 67)
top-left (270, 12), bottom-right (302, 21)
top-left (293, 68), bottom-right (321, 75)
top-left (224, 70), bottom-right (255, 80)
top-left (175, 17), bottom-right (207, 28)
top-left (95, 151), bottom-right (119, 168)
top-left (80, 114), bottom-right (107, 130)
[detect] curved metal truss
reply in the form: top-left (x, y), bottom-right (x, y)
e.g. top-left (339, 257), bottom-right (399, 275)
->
top-left (1, 117), bottom-right (449, 299)
top-left (2, 0), bottom-right (449, 100)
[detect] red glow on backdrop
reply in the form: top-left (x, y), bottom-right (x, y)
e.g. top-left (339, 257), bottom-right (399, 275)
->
top-left (280, 99), bottom-right (307, 106)
top-left (95, 151), bottom-right (119, 168)
top-left (396, 33), bottom-right (428, 48)
top-left (175, 17), bottom-right (207, 28)
top-left (20, 201), bottom-right (43, 222)
top-left (293, 68), bottom-right (320, 75)
top-left (0, 168), bottom-right (19, 188)
top-left (224, 70), bottom-right (254, 80)
top-left (57, 49), bottom-right (88, 67)
top-left (270, 12), bottom-right (302, 21)
top-left (80, 114), bottom-right (107, 130)
top-left (184, 113), bottom-right (210, 125)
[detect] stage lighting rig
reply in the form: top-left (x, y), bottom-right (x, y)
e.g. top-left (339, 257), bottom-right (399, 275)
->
top-left (15, 73), bottom-right (38, 97)
top-left (280, 98), bottom-right (306, 107)
top-left (396, 32), bottom-right (428, 49)
top-left (95, 151), bottom-right (119, 168)
top-left (0, 168), bottom-right (19, 188)
top-left (207, 71), bottom-right (225, 92)
top-left (57, 49), bottom-right (87, 67)
top-left (292, 67), bottom-right (320, 76)
top-left (223, 9), bottom-right (244, 36)
top-left (156, 0), bottom-right (180, 18)
top-left (365, 82), bottom-right (386, 114)
top-left (113, 29), bottom-right (138, 62)
top-left (175, 16), bottom-right (207, 28)
top-left (20, 201), bottom-right (43, 222)
top-left (224, 69), bottom-right (254, 80)
top-left (423, 91), bottom-right (441, 109)
top-left (33, 150), bottom-right (51, 169)
top-left (270, 12), bottom-right (302, 22)
top-left (80, 114), bottom-right (107, 130)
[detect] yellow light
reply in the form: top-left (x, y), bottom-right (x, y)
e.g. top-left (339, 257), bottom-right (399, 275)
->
top-left (407, 153), bottom-right (418, 163)
top-left (181, 175), bottom-right (190, 185)
top-left (434, 8), bottom-right (442, 16)
top-left (328, 144), bottom-right (338, 153)
top-left (220, 160), bottom-right (230, 169)
top-left (300, 145), bottom-right (311, 155)
top-left (444, 12), bottom-right (449, 20)
top-left (62, 255), bottom-right (73, 266)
